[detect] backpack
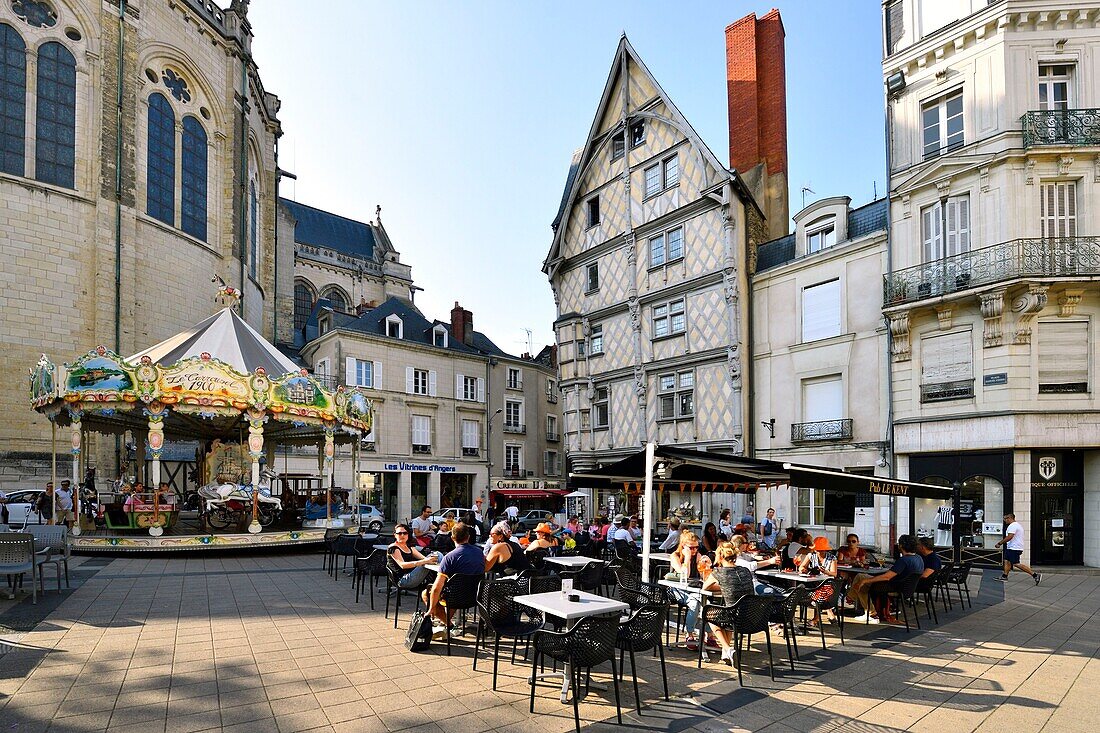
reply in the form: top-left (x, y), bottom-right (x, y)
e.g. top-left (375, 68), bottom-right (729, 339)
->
top-left (403, 611), bottom-right (433, 652)
top-left (762, 519), bottom-right (773, 537)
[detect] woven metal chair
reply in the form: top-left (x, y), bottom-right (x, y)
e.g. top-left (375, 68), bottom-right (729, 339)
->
top-left (473, 577), bottom-right (544, 689)
top-left (916, 567), bottom-right (946, 623)
top-left (530, 614), bottom-right (622, 733)
top-left (800, 576), bottom-right (846, 649)
top-left (0, 533), bottom-right (46, 604)
top-left (438, 572), bottom-right (484, 656)
top-left (771, 586), bottom-right (809, 667)
top-left (560, 561), bottom-right (607, 594)
top-left (704, 594), bottom-right (779, 685)
top-left (880, 573), bottom-right (923, 631)
top-left (384, 560), bottom-right (431, 629)
top-left (354, 548), bottom-right (389, 608)
top-left (616, 604), bottom-right (669, 712)
top-left (941, 562), bottom-right (972, 609)
top-left (613, 565), bottom-right (681, 646)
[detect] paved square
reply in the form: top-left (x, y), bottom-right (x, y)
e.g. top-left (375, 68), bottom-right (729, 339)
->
top-left (1, 555), bottom-right (1097, 733)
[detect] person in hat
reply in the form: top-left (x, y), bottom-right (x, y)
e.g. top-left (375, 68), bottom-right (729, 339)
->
top-left (525, 522), bottom-right (558, 554)
top-left (484, 521), bottom-right (529, 574)
top-left (54, 480), bottom-right (75, 529)
top-left (798, 536), bottom-right (837, 577)
top-left (470, 497), bottom-right (486, 537)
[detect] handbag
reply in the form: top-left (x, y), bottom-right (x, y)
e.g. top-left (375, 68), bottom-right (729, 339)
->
top-left (404, 611), bottom-right (433, 652)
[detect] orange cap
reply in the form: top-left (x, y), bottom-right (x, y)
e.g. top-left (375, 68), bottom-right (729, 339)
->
top-left (535, 522), bottom-right (555, 535)
top-left (812, 536), bottom-right (832, 552)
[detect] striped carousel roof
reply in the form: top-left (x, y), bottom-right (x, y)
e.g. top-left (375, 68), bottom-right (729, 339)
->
top-left (127, 308), bottom-right (300, 376)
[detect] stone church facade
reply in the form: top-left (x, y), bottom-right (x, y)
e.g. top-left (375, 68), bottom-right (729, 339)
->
top-left (0, 0), bottom-right (281, 487)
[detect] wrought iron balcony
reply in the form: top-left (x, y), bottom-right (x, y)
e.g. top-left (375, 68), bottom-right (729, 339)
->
top-left (884, 236), bottom-right (1100, 306)
top-left (791, 419), bottom-right (853, 443)
top-left (503, 423), bottom-right (526, 434)
top-left (546, 431), bottom-right (560, 442)
top-left (1022, 109), bottom-right (1100, 147)
top-left (921, 379), bottom-right (974, 403)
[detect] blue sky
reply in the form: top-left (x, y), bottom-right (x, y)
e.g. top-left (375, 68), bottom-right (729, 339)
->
top-left (250, 1), bottom-right (885, 353)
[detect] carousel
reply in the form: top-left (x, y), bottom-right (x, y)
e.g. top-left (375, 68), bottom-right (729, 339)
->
top-left (28, 287), bottom-right (373, 552)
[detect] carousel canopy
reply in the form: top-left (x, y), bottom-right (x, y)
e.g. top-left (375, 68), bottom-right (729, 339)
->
top-left (128, 308), bottom-right (299, 376)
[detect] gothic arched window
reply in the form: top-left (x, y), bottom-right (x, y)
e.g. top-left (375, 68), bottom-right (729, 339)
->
top-left (249, 179), bottom-right (258, 278)
top-left (294, 281), bottom-right (314, 331)
top-left (181, 115), bottom-right (207, 240)
top-left (35, 41), bottom-right (76, 188)
top-left (0, 24), bottom-right (26, 177)
top-left (322, 287), bottom-right (348, 313)
top-left (146, 92), bottom-right (175, 225)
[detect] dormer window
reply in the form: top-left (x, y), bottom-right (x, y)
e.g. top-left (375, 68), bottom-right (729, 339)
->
top-left (806, 218), bottom-right (837, 253)
top-left (385, 315), bottom-right (403, 339)
top-left (432, 325), bottom-right (448, 348)
top-left (318, 315), bottom-right (331, 336)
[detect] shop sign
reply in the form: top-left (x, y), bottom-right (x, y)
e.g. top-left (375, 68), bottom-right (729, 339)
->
top-left (868, 480), bottom-right (909, 496)
top-left (982, 522), bottom-right (1003, 534)
top-left (383, 462), bottom-right (457, 473)
top-left (160, 361), bottom-right (247, 399)
top-left (983, 373), bottom-right (1008, 386)
top-left (492, 478), bottom-right (562, 491)
top-left (1031, 452), bottom-right (1078, 490)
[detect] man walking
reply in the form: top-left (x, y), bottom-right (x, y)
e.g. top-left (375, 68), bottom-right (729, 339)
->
top-left (55, 480), bottom-right (75, 529)
top-left (995, 513), bottom-right (1040, 585)
top-left (757, 507), bottom-right (778, 550)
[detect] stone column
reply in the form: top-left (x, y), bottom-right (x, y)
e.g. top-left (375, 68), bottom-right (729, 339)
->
top-left (397, 470), bottom-right (412, 525)
top-left (427, 471), bottom-right (441, 514)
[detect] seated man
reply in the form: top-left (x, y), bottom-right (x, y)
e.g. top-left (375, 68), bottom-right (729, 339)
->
top-left (410, 505), bottom-right (436, 548)
top-left (611, 515), bottom-right (638, 559)
top-left (848, 534), bottom-right (924, 623)
top-left (916, 536), bottom-right (942, 579)
top-left (659, 518), bottom-right (682, 551)
top-left (424, 522), bottom-right (484, 632)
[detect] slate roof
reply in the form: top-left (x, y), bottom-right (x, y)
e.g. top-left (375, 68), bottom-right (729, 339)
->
top-left (551, 148), bottom-right (583, 231)
top-left (755, 198), bottom-right (888, 274)
top-left (280, 198), bottom-right (375, 260)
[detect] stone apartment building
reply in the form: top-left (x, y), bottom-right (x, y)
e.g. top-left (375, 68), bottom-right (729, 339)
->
top-left (544, 12), bottom-right (789, 525)
top-left (0, 0), bottom-right (281, 489)
top-left (752, 197), bottom-right (892, 546)
top-left (883, 0), bottom-right (1100, 567)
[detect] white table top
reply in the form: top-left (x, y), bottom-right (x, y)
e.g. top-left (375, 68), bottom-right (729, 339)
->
top-left (657, 579), bottom-right (720, 597)
top-left (544, 556), bottom-right (601, 568)
top-left (424, 563), bottom-right (440, 573)
top-left (756, 569), bottom-right (830, 584)
top-left (837, 565), bottom-right (891, 576)
top-left (648, 552), bottom-right (673, 563)
top-left (513, 590), bottom-right (628, 621)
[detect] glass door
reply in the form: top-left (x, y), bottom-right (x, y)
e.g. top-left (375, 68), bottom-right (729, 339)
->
top-left (1032, 491), bottom-right (1082, 565)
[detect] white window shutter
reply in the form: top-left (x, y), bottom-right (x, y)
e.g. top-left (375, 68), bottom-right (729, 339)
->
top-left (803, 378), bottom-right (843, 422)
top-left (1039, 321), bottom-right (1087, 387)
top-left (801, 280), bottom-right (841, 342)
top-left (373, 361), bottom-right (382, 389)
top-left (344, 357), bottom-right (356, 387)
top-left (428, 370), bottom-right (437, 397)
top-left (921, 331), bottom-right (973, 384)
top-left (405, 367), bottom-right (414, 394)
top-left (456, 374), bottom-right (464, 400)
top-left (477, 377), bottom-right (485, 402)
top-left (519, 400), bottom-right (525, 427)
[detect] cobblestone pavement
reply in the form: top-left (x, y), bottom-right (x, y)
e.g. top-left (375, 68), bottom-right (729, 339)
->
top-left (0, 554), bottom-right (1096, 733)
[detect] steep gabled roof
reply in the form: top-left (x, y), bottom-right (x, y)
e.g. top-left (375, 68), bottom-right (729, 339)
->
top-left (281, 198), bottom-right (375, 260)
top-left (544, 35), bottom-right (760, 275)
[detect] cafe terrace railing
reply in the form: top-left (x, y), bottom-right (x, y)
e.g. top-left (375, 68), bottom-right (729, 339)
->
top-left (1021, 109), bottom-right (1100, 148)
top-left (884, 236), bottom-right (1100, 307)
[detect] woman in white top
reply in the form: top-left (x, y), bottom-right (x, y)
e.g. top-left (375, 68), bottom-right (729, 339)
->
top-left (718, 509), bottom-right (734, 540)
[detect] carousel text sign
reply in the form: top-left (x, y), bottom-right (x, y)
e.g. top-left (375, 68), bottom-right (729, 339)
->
top-left (160, 364), bottom-right (247, 398)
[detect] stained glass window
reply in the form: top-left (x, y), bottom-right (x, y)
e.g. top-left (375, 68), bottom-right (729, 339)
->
top-left (146, 93), bottom-right (175, 225)
top-left (294, 281), bottom-right (314, 330)
top-left (181, 116), bottom-right (207, 240)
top-left (0, 24), bottom-right (26, 176)
top-left (161, 68), bottom-right (191, 103)
top-left (10, 0), bottom-right (56, 28)
top-left (249, 179), bottom-right (258, 278)
top-left (35, 41), bottom-right (75, 188)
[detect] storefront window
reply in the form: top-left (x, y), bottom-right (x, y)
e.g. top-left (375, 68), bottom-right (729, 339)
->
top-left (913, 474), bottom-right (1004, 549)
top-left (411, 473), bottom-right (428, 514)
top-left (441, 473), bottom-right (473, 509)
top-left (913, 476), bottom-right (952, 547)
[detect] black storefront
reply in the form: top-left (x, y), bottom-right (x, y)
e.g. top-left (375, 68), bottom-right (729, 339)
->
top-left (1029, 450), bottom-right (1084, 566)
top-left (909, 451), bottom-right (1013, 567)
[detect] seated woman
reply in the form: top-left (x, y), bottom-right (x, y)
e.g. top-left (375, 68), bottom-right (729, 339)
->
top-left (484, 521), bottom-right (529, 574)
top-left (798, 536), bottom-right (838, 627)
top-left (525, 523), bottom-right (559, 554)
top-left (701, 522), bottom-right (721, 559)
top-left (388, 523), bottom-right (441, 589)
top-left (837, 533), bottom-right (868, 567)
top-left (701, 542), bottom-right (739, 665)
top-left (566, 515), bottom-right (580, 534)
top-left (668, 530), bottom-right (713, 651)
top-left (728, 535), bottom-right (783, 596)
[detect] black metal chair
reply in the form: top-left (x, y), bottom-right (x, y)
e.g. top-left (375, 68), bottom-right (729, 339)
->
top-left (354, 548), bottom-right (389, 609)
top-left (941, 562), bottom-right (972, 609)
top-left (771, 586), bottom-right (809, 668)
top-left (320, 528), bottom-right (344, 572)
top-left (801, 577), bottom-right (846, 649)
top-left (916, 568), bottom-right (944, 624)
top-left (704, 595), bottom-right (779, 685)
top-left (526, 547), bottom-right (549, 572)
top-left (613, 565), bottom-right (681, 647)
top-left (530, 614), bottom-right (622, 733)
top-left (561, 561), bottom-right (606, 594)
top-left (616, 604), bottom-right (669, 712)
top-left (473, 577), bottom-right (544, 689)
top-left (438, 572), bottom-right (484, 656)
top-left (384, 562), bottom-right (431, 629)
top-left (327, 534), bottom-right (359, 580)
top-left (880, 573), bottom-right (923, 631)
top-left (711, 566), bottom-right (755, 600)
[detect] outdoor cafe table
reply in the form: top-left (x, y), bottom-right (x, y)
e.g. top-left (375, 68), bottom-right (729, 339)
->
top-left (649, 552), bottom-right (673, 563)
top-left (512, 590), bottom-right (629, 703)
top-left (755, 569), bottom-right (831, 585)
top-left (544, 555), bottom-right (600, 569)
top-left (837, 565), bottom-right (891, 576)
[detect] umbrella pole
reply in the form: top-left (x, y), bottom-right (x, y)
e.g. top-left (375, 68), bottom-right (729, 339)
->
top-left (641, 442), bottom-right (656, 584)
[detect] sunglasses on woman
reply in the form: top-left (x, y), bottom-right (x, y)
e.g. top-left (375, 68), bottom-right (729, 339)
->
top-left (395, 531), bottom-right (408, 536)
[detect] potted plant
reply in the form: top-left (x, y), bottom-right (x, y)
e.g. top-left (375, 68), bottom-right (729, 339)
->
top-left (887, 276), bottom-right (909, 304)
top-left (917, 281), bottom-right (932, 298)
top-left (955, 271), bottom-right (972, 289)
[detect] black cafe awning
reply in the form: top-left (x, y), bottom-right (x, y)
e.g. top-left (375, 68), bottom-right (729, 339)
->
top-left (571, 446), bottom-right (953, 501)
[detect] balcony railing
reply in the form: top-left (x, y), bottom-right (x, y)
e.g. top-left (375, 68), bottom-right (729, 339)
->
top-left (503, 423), bottom-right (526, 434)
top-left (546, 392), bottom-right (558, 404)
top-left (1022, 109), bottom-right (1100, 147)
top-left (791, 419), bottom-right (853, 443)
top-left (921, 379), bottom-right (974, 403)
top-left (884, 237), bottom-right (1100, 306)
top-left (546, 431), bottom-right (560, 442)
top-left (506, 379), bottom-right (523, 390)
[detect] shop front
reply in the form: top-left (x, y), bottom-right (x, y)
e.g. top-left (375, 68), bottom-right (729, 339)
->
top-left (490, 477), bottom-right (565, 519)
top-left (909, 451), bottom-right (1013, 567)
top-left (1030, 450), bottom-right (1084, 566)
top-left (358, 460), bottom-right (484, 524)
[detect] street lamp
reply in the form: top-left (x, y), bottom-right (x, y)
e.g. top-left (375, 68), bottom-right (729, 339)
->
top-left (485, 408), bottom-right (503, 499)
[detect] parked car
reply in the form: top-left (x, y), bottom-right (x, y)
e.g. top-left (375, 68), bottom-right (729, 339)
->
top-left (514, 509), bottom-right (553, 531)
top-left (430, 507), bottom-right (471, 525)
top-left (352, 504), bottom-right (385, 532)
top-left (1, 489), bottom-right (45, 528)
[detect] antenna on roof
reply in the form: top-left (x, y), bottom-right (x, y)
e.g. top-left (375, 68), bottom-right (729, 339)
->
top-left (873, 180), bottom-right (878, 199)
top-left (523, 328), bottom-right (533, 355)
top-left (800, 185), bottom-right (815, 209)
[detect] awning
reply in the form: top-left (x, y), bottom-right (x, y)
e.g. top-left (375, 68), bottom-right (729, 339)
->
top-left (491, 489), bottom-right (568, 499)
top-left (785, 465), bottom-right (952, 500)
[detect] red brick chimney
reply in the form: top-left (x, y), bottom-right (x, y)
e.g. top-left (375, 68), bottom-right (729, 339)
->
top-left (450, 301), bottom-right (473, 346)
top-left (726, 9), bottom-right (789, 240)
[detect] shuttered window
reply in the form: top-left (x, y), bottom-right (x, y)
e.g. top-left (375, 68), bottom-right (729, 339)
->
top-left (461, 419), bottom-right (479, 453)
top-left (921, 330), bottom-right (974, 401)
top-left (1039, 321), bottom-right (1088, 393)
top-left (801, 280), bottom-right (841, 342)
top-left (1041, 182), bottom-right (1076, 239)
top-left (803, 377), bottom-right (843, 422)
top-left (411, 415), bottom-right (432, 452)
top-left (921, 195), bottom-right (969, 262)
